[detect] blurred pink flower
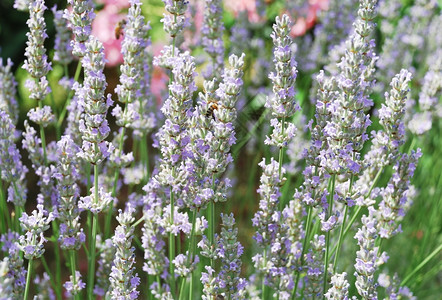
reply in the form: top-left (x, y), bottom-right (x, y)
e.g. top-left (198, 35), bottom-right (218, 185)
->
top-left (290, 0), bottom-right (329, 37)
top-left (151, 43), bottom-right (169, 105)
top-left (224, 0), bottom-right (262, 23)
top-left (92, 1), bottom-right (129, 66)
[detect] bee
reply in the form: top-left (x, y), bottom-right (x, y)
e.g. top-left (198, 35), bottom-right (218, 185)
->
top-left (115, 19), bottom-right (127, 39)
top-left (205, 101), bottom-right (219, 120)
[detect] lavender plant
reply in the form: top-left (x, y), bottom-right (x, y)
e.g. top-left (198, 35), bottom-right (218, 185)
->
top-left (0, 0), bottom-right (439, 299)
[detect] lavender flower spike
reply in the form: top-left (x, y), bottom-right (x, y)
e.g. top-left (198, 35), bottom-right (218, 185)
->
top-left (19, 204), bottom-right (54, 259)
top-left (0, 111), bottom-right (28, 207)
top-left (77, 37), bottom-right (113, 166)
top-left (354, 208), bottom-right (382, 300)
top-left (379, 69), bottom-right (413, 157)
top-left (161, 0), bottom-right (189, 38)
top-left (64, 0), bottom-right (96, 58)
top-left (54, 136), bottom-right (85, 250)
top-left (23, 0), bottom-right (51, 102)
top-left (52, 5), bottom-right (73, 65)
top-left (109, 205), bottom-right (140, 299)
top-left (325, 272), bottom-right (350, 300)
top-left (202, 0), bottom-right (225, 82)
top-left (0, 58), bottom-right (19, 124)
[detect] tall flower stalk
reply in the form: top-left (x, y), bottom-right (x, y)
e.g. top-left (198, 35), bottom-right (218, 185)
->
top-left (77, 37), bottom-right (113, 299)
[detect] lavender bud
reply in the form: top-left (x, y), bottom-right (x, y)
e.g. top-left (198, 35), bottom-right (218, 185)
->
top-left (0, 58), bottom-right (19, 124)
top-left (304, 234), bottom-right (325, 299)
top-left (19, 204), bottom-right (54, 259)
top-left (379, 70), bottom-right (412, 155)
top-left (354, 208), bottom-right (380, 300)
top-left (64, 0), bottom-right (96, 58)
top-left (0, 231), bottom-right (26, 298)
top-left (109, 205), bottom-right (140, 299)
top-left (325, 272), bottom-right (350, 300)
top-left (77, 37), bottom-right (113, 165)
top-left (23, 0), bottom-right (52, 102)
top-left (27, 105), bottom-right (55, 128)
top-left (63, 271), bottom-right (85, 297)
top-left (54, 136), bottom-right (85, 250)
top-left (202, 0), bottom-right (225, 82)
top-left (52, 6), bottom-right (73, 65)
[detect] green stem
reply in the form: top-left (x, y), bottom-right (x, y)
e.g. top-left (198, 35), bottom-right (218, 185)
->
top-left (157, 275), bottom-right (162, 294)
top-left (189, 210), bottom-right (197, 299)
top-left (261, 248), bottom-right (267, 300)
top-left (292, 206), bottom-right (313, 299)
top-left (278, 116), bottom-right (286, 211)
top-left (169, 190), bottom-right (176, 298)
top-left (401, 244), bottom-right (442, 286)
top-left (70, 250), bottom-right (78, 300)
top-left (38, 101), bottom-right (48, 165)
top-left (323, 174), bottom-right (336, 295)
top-left (0, 180), bottom-right (11, 232)
top-left (24, 258), bottom-right (34, 300)
top-left (52, 222), bottom-right (62, 298)
top-left (333, 205), bottom-right (348, 272)
top-left (208, 175), bottom-right (216, 268)
top-left (87, 163), bottom-right (99, 299)
top-left (41, 256), bottom-right (61, 300)
top-left (105, 124), bottom-right (127, 238)
top-left (14, 205), bottom-right (22, 233)
top-left (57, 61), bottom-right (82, 138)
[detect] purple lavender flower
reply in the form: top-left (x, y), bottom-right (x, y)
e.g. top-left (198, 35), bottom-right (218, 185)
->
top-left (23, 0), bottom-right (52, 102)
top-left (304, 234), bottom-right (325, 298)
top-left (214, 213), bottom-right (246, 299)
top-left (0, 231), bottom-right (26, 298)
top-left (64, 0), bottom-right (96, 58)
top-left (63, 271), bottom-right (85, 298)
top-left (13, 0), bottom-right (30, 11)
top-left (354, 208), bottom-right (382, 300)
top-left (52, 5), bottom-right (73, 65)
top-left (77, 37), bottom-right (113, 166)
top-left (109, 205), bottom-right (140, 299)
top-left (325, 272), bottom-right (350, 300)
top-left (379, 70), bottom-right (412, 155)
top-left (0, 58), bottom-right (19, 124)
top-left (93, 237), bottom-right (115, 297)
top-left (34, 272), bottom-right (56, 300)
top-left (375, 150), bottom-right (421, 239)
top-left (378, 273), bottom-right (416, 300)
top-left (201, 0), bottom-right (225, 82)
top-left (142, 180), bottom-right (168, 278)
top-left (161, 0), bottom-right (189, 38)
top-left (19, 204), bottom-right (54, 259)
top-left (54, 136), bottom-right (85, 250)
top-left (27, 105), bottom-right (55, 128)
top-left (0, 111), bottom-right (28, 207)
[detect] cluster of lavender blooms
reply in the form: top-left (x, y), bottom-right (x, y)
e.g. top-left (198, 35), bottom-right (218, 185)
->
top-left (0, 0), bottom-right (438, 298)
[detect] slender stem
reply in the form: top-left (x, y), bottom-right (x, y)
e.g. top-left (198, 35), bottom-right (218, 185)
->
top-left (0, 180), bottom-right (11, 232)
top-left (261, 248), bottom-right (267, 300)
top-left (189, 210), bottom-right (197, 299)
top-left (52, 222), bottom-right (62, 298)
top-left (208, 175), bottom-right (216, 268)
top-left (57, 61), bottom-right (82, 138)
top-left (24, 258), bottom-right (34, 300)
top-left (70, 250), bottom-right (78, 300)
top-left (105, 124), bottom-right (127, 238)
top-left (41, 256), bottom-right (62, 300)
top-left (401, 244), bottom-right (442, 286)
top-left (333, 205), bottom-right (348, 271)
top-left (157, 275), bottom-right (162, 294)
top-left (38, 101), bottom-right (48, 165)
top-left (169, 190), bottom-right (176, 298)
top-left (292, 205), bottom-right (313, 299)
top-left (87, 163), bottom-right (99, 299)
top-left (323, 174), bottom-right (336, 295)
top-left (278, 116), bottom-right (286, 210)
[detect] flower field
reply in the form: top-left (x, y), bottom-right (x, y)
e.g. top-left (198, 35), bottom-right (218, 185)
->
top-left (0, 0), bottom-right (440, 299)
